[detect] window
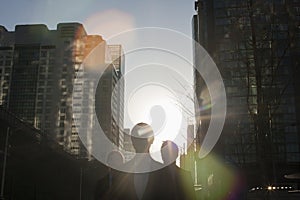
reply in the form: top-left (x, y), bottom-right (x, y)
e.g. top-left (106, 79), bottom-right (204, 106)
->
top-left (40, 59), bottom-right (47, 65)
top-left (286, 144), bottom-right (299, 153)
top-left (38, 88), bottom-right (44, 93)
top-left (4, 67), bottom-right (11, 73)
top-left (4, 60), bottom-right (11, 66)
top-left (41, 51), bottom-right (47, 57)
top-left (59, 122), bottom-right (64, 128)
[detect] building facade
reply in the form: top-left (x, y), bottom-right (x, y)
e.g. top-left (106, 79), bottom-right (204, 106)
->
top-left (193, 0), bottom-right (300, 192)
top-left (0, 23), bottom-right (124, 158)
top-left (107, 45), bottom-right (125, 148)
top-left (122, 128), bottom-right (135, 162)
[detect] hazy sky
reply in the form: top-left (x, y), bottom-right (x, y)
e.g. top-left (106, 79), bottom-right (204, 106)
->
top-left (1, 0), bottom-right (196, 38)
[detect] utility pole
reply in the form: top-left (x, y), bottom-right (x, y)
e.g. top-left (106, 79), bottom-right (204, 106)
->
top-left (0, 127), bottom-right (10, 200)
top-left (79, 167), bottom-right (83, 200)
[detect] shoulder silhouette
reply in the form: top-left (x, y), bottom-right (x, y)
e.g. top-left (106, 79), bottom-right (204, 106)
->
top-left (159, 140), bottom-right (196, 200)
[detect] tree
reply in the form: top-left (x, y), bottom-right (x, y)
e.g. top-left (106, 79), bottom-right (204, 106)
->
top-left (194, 0), bottom-right (300, 190)
top-left (227, 0), bottom-right (299, 185)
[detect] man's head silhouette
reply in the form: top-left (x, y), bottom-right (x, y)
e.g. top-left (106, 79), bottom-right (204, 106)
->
top-left (131, 123), bottom-right (154, 153)
top-left (161, 140), bottom-right (179, 165)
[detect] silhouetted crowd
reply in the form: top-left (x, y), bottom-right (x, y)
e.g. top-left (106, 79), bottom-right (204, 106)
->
top-left (94, 123), bottom-right (196, 200)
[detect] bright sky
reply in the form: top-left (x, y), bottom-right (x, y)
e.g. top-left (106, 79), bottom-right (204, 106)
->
top-left (1, 0), bottom-right (196, 38)
top-left (1, 0), bottom-right (198, 157)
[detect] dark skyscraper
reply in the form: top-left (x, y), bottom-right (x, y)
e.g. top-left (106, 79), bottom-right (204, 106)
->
top-left (193, 0), bottom-right (300, 191)
top-left (0, 23), bottom-right (124, 158)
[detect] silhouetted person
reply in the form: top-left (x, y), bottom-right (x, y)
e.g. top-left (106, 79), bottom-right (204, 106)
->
top-left (159, 140), bottom-right (196, 200)
top-left (122, 122), bottom-right (163, 200)
top-left (94, 150), bottom-right (127, 200)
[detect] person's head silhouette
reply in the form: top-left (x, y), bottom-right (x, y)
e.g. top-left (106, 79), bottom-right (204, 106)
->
top-left (106, 150), bottom-right (124, 167)
top-left (131, 123), bottom-right (154, 153)
top-left (161, 140), bottom-right (179, 165)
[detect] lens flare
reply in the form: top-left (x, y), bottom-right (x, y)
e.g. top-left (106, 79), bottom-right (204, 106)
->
top-left (84, 9), bottom-right (136, 40)
top-left (73, 27), bottom-right (226, 173)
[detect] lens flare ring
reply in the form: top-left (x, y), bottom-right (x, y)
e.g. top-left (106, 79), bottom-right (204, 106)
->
top-left (72, 27), bottom-right (226, 173)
